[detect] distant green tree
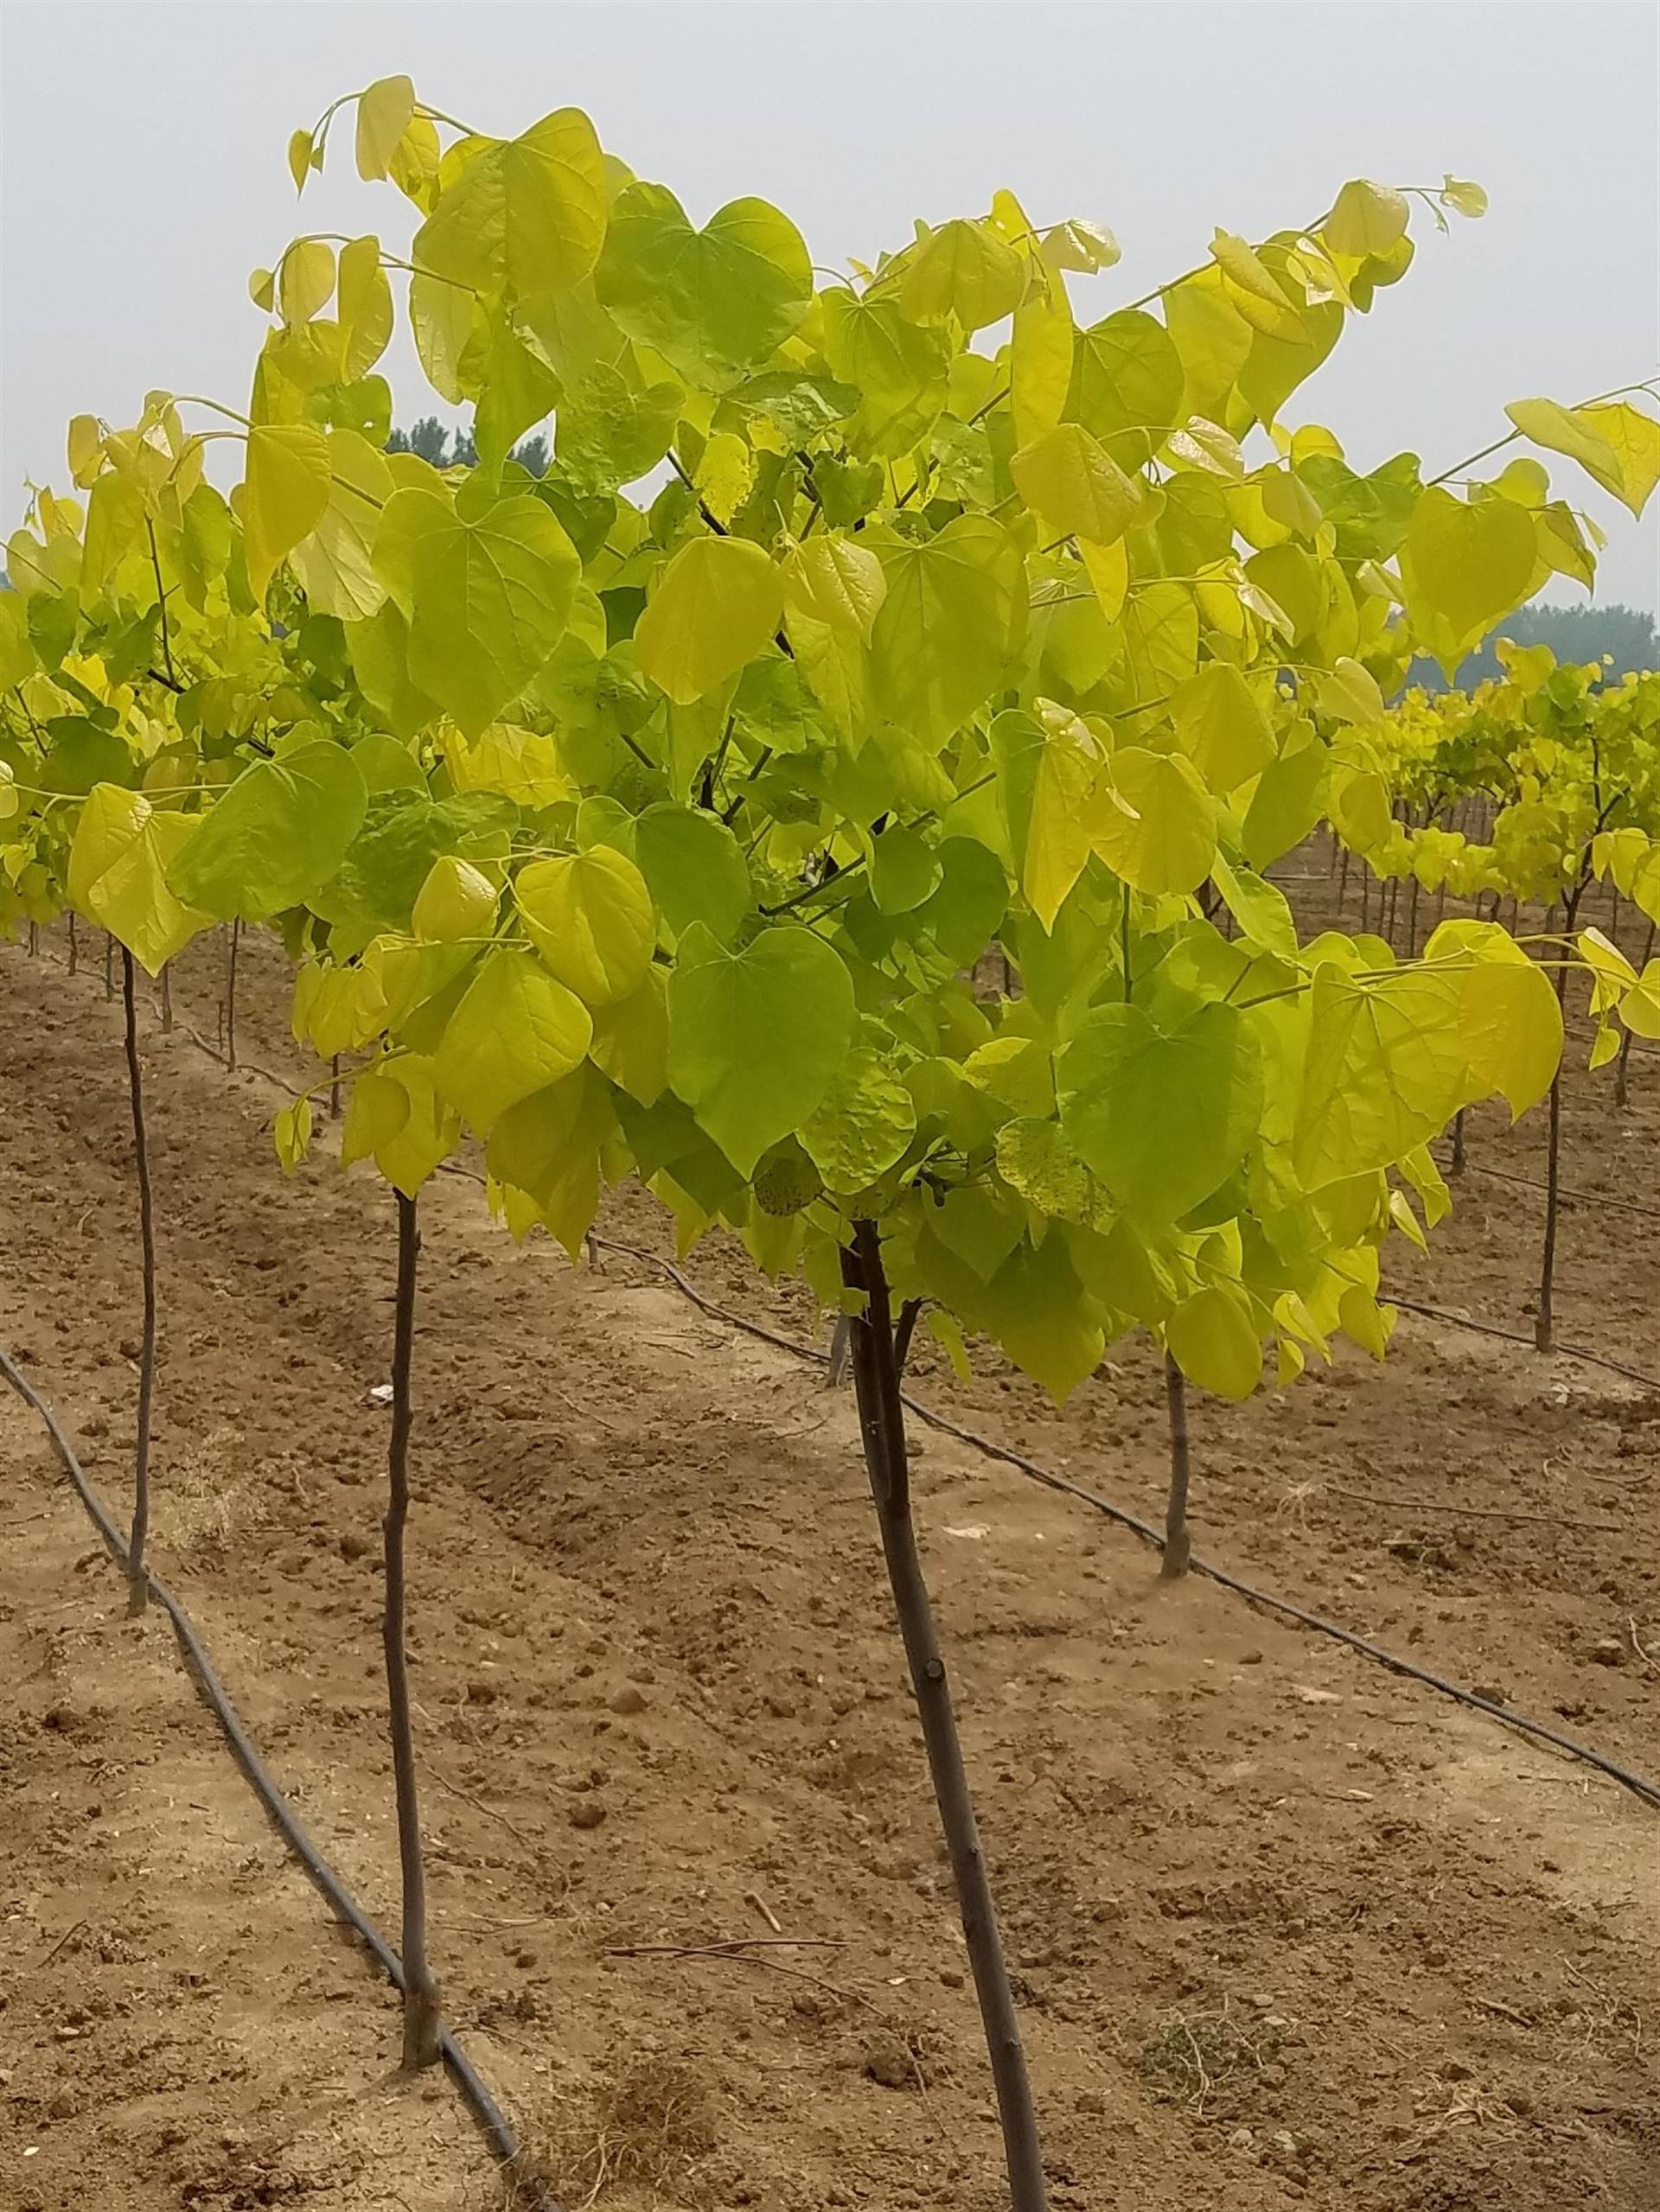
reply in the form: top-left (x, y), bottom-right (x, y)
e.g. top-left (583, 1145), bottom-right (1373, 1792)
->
top-left (383, 421), bottom-right (550, 475)
top-left (1408, 601), bottom-right (1659, 692)
top-left (407, 416), bottom-right (452, 467)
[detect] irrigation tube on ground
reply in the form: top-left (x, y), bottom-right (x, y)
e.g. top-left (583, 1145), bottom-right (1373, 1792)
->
top-left (9, 1216), bottom-right (1655, 2207)
top-left (0, 1342), bottom-right (559, 2212)
top-left (591, 1236), bottom-right (1660, 1819)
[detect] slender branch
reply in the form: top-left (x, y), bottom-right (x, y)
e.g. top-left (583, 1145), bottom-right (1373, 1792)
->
top-left (892, 1297), bottom-right (923, 1381)
top-left (667, 449), bottom-right (729, 537)
top-left (761, 854), bottom-right (867, 917)
top-left (145, 519), bottom-right (177, 687)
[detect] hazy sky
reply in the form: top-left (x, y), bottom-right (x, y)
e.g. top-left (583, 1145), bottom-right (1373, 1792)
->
top-left (3, 1), bottom-right (1657, 608)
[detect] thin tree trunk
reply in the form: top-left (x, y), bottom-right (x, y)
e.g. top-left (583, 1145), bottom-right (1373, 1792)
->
top-left (840, 1223), bottom-right (1047, 2212)
top-left (1337, 845), bottom-right (1350, 914)
top-left (1536, 888), bottom-right (1581, 1354)
top-left (1449, 1106), bottom-right (1466, 1178)
top-left (329, 1053), bottom-right (342, 1121)
top-left (1406, 871), bottom-right (1421, 960)
top-left (121, 952), bottom-right (156, 1616)
top-left (1160, 1353), bottom-right (1191, 1580)
top-left (1616, 918), bottom-right (1656, 1106)
top-left (385, 1190), bottom-right (442, 2069)
top-left (226, 921), bottom-right (240, 1074)
top-left (1359, 865), bottom-right (1370, 934)
top-left (160, 961), bottom-right (174, 1036)
top-left (67, 911), bottom-right (78, 976)
top-left (28, 920), bottom-right (38, 958)
top-left (384, 1193), bottom-right (443, 2063)
top-left (1536, 1066), bottom-right (1563, 1353)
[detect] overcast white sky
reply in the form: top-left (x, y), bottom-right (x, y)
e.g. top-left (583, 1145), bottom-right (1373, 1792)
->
top-left (3, 1), bottom-right (1657, 608)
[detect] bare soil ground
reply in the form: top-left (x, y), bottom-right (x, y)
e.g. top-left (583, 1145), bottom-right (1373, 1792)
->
top-left (3, 869), bottom-right (1658, 2212)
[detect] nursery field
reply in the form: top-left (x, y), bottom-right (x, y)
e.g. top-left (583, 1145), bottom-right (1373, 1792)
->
top-left (6, 73), bottom-right (1660, 2212)
top-left (3, 874), bottom-right (1657, 2212)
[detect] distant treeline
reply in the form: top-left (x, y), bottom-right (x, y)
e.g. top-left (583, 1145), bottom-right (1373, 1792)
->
top-left (386, 416), bottom-right (549, 476)
top-left (1407, 601), bottom-right (1659, 692)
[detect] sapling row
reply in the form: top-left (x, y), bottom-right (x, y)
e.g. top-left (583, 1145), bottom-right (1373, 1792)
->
top-left (4, 68), bottom-right (1659, 2212)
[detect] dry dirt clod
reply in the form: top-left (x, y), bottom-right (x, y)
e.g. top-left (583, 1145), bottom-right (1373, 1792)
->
top-left (861, 2031), bottom-right (917, 2089)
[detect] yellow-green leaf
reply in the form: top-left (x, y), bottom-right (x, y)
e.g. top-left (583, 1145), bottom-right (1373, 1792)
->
top-left (801, 1047), bottom-right (917, 1194)
top-left (1088, 747), bottom-right (1216, 896)
top-left (1166, 1284), bottom-right (1263, 1399)
top-left (80, 473), bottom-right (148, 600)
top-left (780, 534), bottom-right (886, 638)
top-left (1402, 487), bottom-right (1536, 647)
top-left (342, 1068), bottom-right (411, 1166)
top-left (243, 422), bottom-right (333, 601)
top-left (414, 107), bottom-right (609, 298)
top-left (1441, 176), bottom-right (1488, 219)
top-left (589, 968), bottom-right (669, 1104)
top-left (635, 537), bottom-right (783, 704)
top-left (1575, 402), bottom-right (1660, 519)
top-left (290, 427), bottom-right (393, 621)
top-left (287, 129), bottom-right (315, 193)
top-left (355, 75), bottom-right (417, 182)
top-left (278, 239), bottom-right (335, 325)
top-left (1011, 273), bottom-right (1074, 449)
top-left (1294, 967), bottom-right (1465, 1187)
top-left (1325, 180), bottom-right (1410, 259)
top-left (412, 855), bottom-right (498, 943)
top-left (1458, 957), bottom-right (1562, 1119)
top-left (1210, 230), bottom-right (1306, 341)
top-left (433, 947), bottom-right (593, 1131)
top-left (372, 488), bottom-right (579, 736)
top-left (67, 784), bottom-right (212, 977)
top-left (1012, 423), bottom-right (1145, 544)
top-left (1172, 662), bottom-right (1274, 793)
top-left (515, 845), bottom-right (655, 1006)
top-left (900, 218), bottom-right (1025, 333)
top-left (694, 431), bottom-right (755, 527)
top-left (275, 1096), bottom-right (314, 1175)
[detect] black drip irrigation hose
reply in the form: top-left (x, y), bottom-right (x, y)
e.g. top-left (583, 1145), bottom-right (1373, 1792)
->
top-left (1433, 1147), bottom-right (1660, 1227)
top-left (895, 1397), bottom-right (1660, 1814)
top-left (0, 1342), bottom-right (559, 2212)
top-left (590, 1237), bottom-right (1660, 1818)
top-left (1389, 1295), bottom-right (1660, 1396)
